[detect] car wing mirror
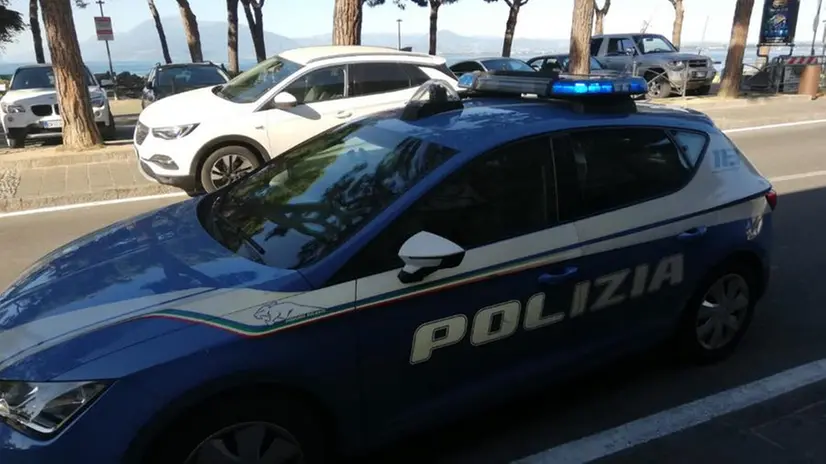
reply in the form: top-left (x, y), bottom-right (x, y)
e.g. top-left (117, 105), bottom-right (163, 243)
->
top-left (397, 231), bottom-right (465, 284)
top-left (624, 47), bottom-right (637, 56)
top-left (272, 91), bottom-right (298, 109)
top-left (145, 81), bottom-right (154, 90)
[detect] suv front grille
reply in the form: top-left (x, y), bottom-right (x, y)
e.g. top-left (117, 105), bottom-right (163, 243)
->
top-left (31, 105), bottom-right (53, 116)
top-left (135, 122), bottom-right (149, 145)
top-left (688, 60), bottom-right (708, 68)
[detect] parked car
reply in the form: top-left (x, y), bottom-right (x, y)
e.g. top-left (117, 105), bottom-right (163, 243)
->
top-left (449, 57), bottom-right (535, 77)
top-left (133, 45), bottom-right (458, 194)
top-left (590, 33), bottom-right (717, 98)
top-left (526, 54), bottom-right (619, 76)
top-left (141, 62), bottom-right (231, 109)
top-left (0, 64), bottom-right (115, 148)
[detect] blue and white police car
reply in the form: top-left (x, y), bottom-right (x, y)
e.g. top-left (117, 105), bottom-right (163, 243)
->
top-left (0, 72), bottom-right (774, 463)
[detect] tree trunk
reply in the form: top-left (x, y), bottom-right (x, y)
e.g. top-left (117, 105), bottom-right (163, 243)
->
top-left (593, 0), bottom-right (610, 36)
top-left (569, 0), bottom-right (595, 74)
top-left (227, 0), bottom-right (239, 74)
top-left (501, 1), bottom-right (521, 58)
top-left (176, 0), bottom-right (203, 62)
top-left (38, 0), bottom-right (102, 149)
top-left (147, 0), bottom-right (172, 64)
top-left (241, 0), bottom-right (266, 62)
top-left (718, 0), bottom-right (755, 98)
top-left (332, 0), bottom-right (361, 45)
top-left (29, 0), bottom-right (45, 63)
top-left (428, 1), bottom-right (440, 55)
top-left (671, 0), bottom-right (684, 49)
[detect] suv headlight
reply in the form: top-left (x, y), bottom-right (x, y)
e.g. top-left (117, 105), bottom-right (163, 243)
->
top-left (1, 103), bottom-right (25, 113)
top-left (668, 60), bottom-right (686, 70)
top-left (90, 94), bottom-right (106, 107)
top-left (151, 123), bottom-right (200, 140)
top-left (0, 380), bottom-right (107, 435)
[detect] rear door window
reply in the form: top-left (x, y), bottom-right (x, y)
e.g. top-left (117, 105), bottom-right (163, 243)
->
top-left (348, 62), bottom-right (413, 97)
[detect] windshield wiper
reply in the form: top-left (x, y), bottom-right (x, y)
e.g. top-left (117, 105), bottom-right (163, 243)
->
top-left (211, 194), bottom-right (267, 260)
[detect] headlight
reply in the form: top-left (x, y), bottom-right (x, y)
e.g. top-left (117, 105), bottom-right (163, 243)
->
top-left (1, 103), bottom-right (25, 113)
top-left (151, 123), bottom-right (199, 140)
top-left (90, 94), bottom-right (106, 107)
top-left (0, 380), bottom-right (107, 435)
top-left (668, 60), bottom-right (686, 70)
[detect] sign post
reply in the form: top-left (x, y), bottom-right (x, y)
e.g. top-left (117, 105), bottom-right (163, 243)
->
top-left (94, 0), bottom-right (118, 100)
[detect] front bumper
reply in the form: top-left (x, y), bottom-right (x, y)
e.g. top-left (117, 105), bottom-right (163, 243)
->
top-left (136, 153), bottom-right (200, 192)
top-left (3, 105), bottom-right (112, 139)
top-left (666, 67), bottom-right (717, 89)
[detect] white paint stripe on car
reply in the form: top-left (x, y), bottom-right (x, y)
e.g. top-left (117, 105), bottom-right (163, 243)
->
top-left (512, 358), bottom-right (826, 464)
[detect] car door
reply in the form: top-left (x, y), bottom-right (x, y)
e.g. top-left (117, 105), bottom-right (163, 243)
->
top-left (344, 62), bottom-right (429, 119)
top-left (265, 64), bottom-right (355, 157)
top-left (343, 135), bottom-right (584, 440)
top-left (600, 37), bottom-right (637, 72)
top-left (551, 127), bottom-right (709, 353)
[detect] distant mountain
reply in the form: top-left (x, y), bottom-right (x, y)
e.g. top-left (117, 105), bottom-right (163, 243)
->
top-left (0, 16), bottom-right (754, 65)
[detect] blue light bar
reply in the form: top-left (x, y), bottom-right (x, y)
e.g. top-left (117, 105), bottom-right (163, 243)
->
top-left (458, 71), bottom-right (648, 98)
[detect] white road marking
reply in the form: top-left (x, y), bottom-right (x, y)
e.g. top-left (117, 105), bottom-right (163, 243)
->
top-left (0, 192), bottom-right (188, 219)
top-left (2, 118), bottom-right (826, 218)
top-left (769, 171), bottom-right (826, 183)
top-left (723, 118), bottom-right (826, 134)
top-left (513, 358), bottom-right (826, 464)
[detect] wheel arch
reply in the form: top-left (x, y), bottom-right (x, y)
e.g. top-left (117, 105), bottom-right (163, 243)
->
top-left (718, 249), bottom-right (768, 299)
top-left (191, 135), bottom-right (270, 189)
top-left (124, 373), bottom-right (340, 464)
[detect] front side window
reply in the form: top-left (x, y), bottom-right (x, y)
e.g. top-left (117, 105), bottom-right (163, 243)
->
top-left (10, 66), bottom-right (94, 90)
top-left (606, 38), bottom-right (637, 55)
top-left (206, 122), bottom-right (460, 269)
top-left (283, 65), bottom-right (346, 104)
top-left (556, 128), bottom-right (692, 218)
top-left (336, 136), bottom-right (557, 280)
top-left (348, 62), bottom-right (413, 97)
top-left (633, 35), bottom-right (678, 54)
top-left (217, 55), bottom-right (303, 103)
top-left (590, 38), bottom-right (604, 56)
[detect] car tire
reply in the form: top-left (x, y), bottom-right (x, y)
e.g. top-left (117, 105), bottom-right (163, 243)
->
top-left (674, 260), bottom-right (758, 365)
top-left (199, 145), bottom-right (261, 193)
top-left (645, 72), bottom-right (671, 99)
top-left (691, 85), bottom-right (712, 96)
top-left (146, 391), bottom-right (328, 464)
top-left (7, 130), bottom-right (25, 149)
top-left (102, 112), bottom-right (117, 141)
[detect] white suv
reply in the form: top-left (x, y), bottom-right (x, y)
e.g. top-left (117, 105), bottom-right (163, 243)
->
top-left (133, 45), bottom-right (458, 194)
top-left (0, 64), bottom-right (116, 148)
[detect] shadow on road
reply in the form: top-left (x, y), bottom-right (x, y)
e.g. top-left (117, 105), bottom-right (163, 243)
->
top-left (357, 183), bottom-right (826, 464)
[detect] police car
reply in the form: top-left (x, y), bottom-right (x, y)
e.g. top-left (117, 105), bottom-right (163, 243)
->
top-left (0, 72), bottom-right (773, 463)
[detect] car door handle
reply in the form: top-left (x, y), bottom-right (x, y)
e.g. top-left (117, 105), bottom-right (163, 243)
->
top-left (538, 266), bottom-right (579, 285)
top-left (336, 111), bottom-right (352, 119)
top-left (677, 226), bottom-right (708, 242)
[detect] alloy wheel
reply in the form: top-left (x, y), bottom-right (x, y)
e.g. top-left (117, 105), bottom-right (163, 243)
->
top-left (184, 421), bottom-right (304, 464)
top-left (210, 154), bottom-right (256, 190)
top-left (695, 273), bottom-right (750, 351)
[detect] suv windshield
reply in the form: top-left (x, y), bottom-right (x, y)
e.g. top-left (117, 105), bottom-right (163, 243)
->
top-left (207, 122), bottom-right (460, 269)
top-left (481, 58), bottom-right (535, 72)
top-left (632, 35), bottom-right (677, 54)
top-left (10, 66), bottom-right (94, 90)
top-left (157, 65), bottom-right (228, 92)
top-left (216, 55), bottom-right (303, 103)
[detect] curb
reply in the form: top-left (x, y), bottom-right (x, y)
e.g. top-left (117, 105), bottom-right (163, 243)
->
top-left (0, 183), bottom-right (181, 213)
top-left (0, 146), bottom-right (134, 170)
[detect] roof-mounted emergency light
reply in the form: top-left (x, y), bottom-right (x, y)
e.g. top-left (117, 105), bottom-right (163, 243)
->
top-left (457, 70), bottom-right (648, 98)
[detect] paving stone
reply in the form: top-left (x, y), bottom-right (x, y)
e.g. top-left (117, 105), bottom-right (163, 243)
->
top-left (87, 163), bottom-right (113, 190)
top-left (37, 166), bottom-right (67, 196)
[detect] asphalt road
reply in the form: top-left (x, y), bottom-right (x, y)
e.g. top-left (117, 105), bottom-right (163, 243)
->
top-left (0, 122), bottom-right (825, 462)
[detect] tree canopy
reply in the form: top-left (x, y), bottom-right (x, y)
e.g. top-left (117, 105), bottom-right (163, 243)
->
top-left (0, 0), bottom-right (24, 49)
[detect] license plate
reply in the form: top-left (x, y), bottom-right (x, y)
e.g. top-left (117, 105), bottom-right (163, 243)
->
top-left (693, 71), bottom-right (707, 78)
top-left (41, 120), bottom-right (62, 129)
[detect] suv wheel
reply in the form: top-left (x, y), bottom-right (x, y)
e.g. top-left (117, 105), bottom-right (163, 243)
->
top-left (674, 260), bottom-right (758, 364)
top-left (645, 73), bottom-right (671, 99)
top-left (200, 145), bottom-right (261, 193)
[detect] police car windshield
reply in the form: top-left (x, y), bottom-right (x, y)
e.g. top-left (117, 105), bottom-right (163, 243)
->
top-left (216, 55), bottom-right (302, 103)
top-left (211, 122), bottom-right (460, 269)
top-left (10, 66), bottom-right (95, 90)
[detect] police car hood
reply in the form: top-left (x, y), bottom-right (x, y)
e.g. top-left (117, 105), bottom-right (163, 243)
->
top-left (0, 198), bottom-right (295, 377)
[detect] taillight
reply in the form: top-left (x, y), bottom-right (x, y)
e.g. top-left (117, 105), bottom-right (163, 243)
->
top-left (765, 189), bottom-right (777, 210)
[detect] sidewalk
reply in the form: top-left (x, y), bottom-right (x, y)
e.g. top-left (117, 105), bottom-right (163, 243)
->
top-left (594, 377), bottom-right (826, 463)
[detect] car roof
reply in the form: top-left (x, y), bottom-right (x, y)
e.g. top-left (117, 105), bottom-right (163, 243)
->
top-left (157, 62), bottom-right (221, 69)
top-left (370, 98), bottom-right (715, 154)
top-left (279, 45), bottom-right (438, 65)
top-left (593, 33), bottom-right (666, 39)
top-left (16, 64), bottom-right (59, 69)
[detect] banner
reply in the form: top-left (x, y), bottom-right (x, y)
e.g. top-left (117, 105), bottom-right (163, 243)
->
top-left (758, 0), bottom-right (801, 46)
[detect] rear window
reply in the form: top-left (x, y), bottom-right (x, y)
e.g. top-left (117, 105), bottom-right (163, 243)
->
top-left (669, 129), bottom-right (709, 167)
top-left (157, 66), bottom-right (228, 90)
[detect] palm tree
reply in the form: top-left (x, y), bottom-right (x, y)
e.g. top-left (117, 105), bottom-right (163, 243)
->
top-left (146, 0), bottom-right (172, 64)
top-left (176, 0), bottom-right (203, 62)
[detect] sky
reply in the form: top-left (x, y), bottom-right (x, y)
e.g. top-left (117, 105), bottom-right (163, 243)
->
top-left (2, 0), bottom-right (824, 50)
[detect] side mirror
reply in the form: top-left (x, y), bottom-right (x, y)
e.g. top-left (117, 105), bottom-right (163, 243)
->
top-left (397, 231), bottom-right (465, 284)
top-left (272, 91), bottom-right (298, 109)
top-left (145, 81), bottom-right (154, 90)
top-left (99, 79), bottom-right (113, 88)
top-left (624, 47), bottom-right (637, 56)
top-left (0, 83), bottom-right (7, 92)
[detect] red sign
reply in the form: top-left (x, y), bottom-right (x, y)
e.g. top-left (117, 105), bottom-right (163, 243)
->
top-left (94, 16), bottom-right (113, 41)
